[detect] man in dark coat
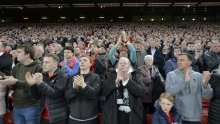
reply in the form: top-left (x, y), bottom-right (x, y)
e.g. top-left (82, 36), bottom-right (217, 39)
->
top-left (146, 39), bottom-right (165, 78)
top-left (65, 55), bottom-right (101, 124)
top-left (26, 53), bottom-right (69, 124)
top-left (102, 57), bottom-right (145, 124)
top-left (0, 41), bottom-right (12, 76)
top-left (198, 40), bottom-right (220, 72)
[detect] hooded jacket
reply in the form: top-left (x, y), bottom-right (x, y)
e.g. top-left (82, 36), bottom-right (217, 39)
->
top-left (152, 102), bottom-right (182, 124)
top-left (12, 60), bottom-right (42, 108)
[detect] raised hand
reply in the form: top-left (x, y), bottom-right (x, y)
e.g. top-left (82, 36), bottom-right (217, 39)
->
top-left (184, 68), bottom-right (190, 81)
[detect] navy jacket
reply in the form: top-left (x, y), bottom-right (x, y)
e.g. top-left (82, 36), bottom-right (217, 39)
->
top-left (152, 102), bottom-right (182, 124)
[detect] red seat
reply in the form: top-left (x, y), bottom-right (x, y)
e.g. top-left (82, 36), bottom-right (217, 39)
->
top-left (3, 111), bottom-right (14, 124)
top-left (98, 113), bottom-right (102, 124)
top-left (146, 114), bottom-right (153, 124)
top-left (202, 98), bottom-right (210, 124)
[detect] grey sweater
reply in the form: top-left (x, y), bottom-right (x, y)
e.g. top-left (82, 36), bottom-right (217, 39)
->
top-left (165, 69), bottom-right (213, 122)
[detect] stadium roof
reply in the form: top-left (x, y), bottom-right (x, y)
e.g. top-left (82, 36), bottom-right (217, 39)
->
top-left (0, 0), bottom-right (220, 22)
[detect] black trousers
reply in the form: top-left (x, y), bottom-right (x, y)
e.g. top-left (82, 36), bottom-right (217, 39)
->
top-left (182, 121), bottom-right (201, 124)
top-left (40, 118), bottom-right (67, 124)
top-left (117, 110), bottom-right (129, 124)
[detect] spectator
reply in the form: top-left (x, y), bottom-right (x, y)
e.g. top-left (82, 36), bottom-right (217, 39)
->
top-left (89, 43), bottom-right (106, 83)
top-left (9, 50), bottom-right (18, 68)
top-left (0, 44), bottom-right (42, 124)
top-left (165, 47), bottom-right (181, 76)
top-left (146, 38), bottom-right (165, 78)
top-left (108, 34), bottom-right (136, 68)
top-left (102, 57), bottom-right (145, 124)
top-left (34, 45), bottom-right (44, 62)
top-left (166, 53), bottom-right (213, 124)
top-left (208, 63), bottom-right (220, 124)
top-left (54, 43), bottom-right (64, 62)
top-left (74, 47), bottom-right (82, 60)
top-left (0, 41), bottom-right (13, 76)
top-left (60, 46), bottom-right (80, 76)
top-left (65, 55), bottom-right (101, 124)
top-left (0, 41), bottom-right (13, 124)
top-left (134, 40), bottom-right (147, 69)
top-left (26, 53), bottom-right (68, 124)
top-left (138, 55), bottom-right (164, 114)
top-left (186, 42), bottom-right (200, 72)
top-left (0, 79), bottom-right (6, 124)
top-left (199, 40), bottom-right (220, 72)
top-left (152, 92), bottom-right (182, 124)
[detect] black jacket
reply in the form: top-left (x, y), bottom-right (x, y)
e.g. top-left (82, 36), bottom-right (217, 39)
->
top-left (0, 53), bottom-right (12, 76)
top-left (29, 68), bottom-right (69, 123)
top-left (65, 72), bottom-right (101, 121)
top-left (101, 70), bottom-right (145, 124)
top-left (94, 54), bottom-right (106, 83)
top-left (198, 52), bottom-right (220, 72)
top-left (208, 70), bottom-right (220, 124)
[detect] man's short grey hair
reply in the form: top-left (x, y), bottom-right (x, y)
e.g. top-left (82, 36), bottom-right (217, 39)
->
top-left (119, 57), bottom-right (130, 63)
top-left (144, 55), bottom-right (154, 60)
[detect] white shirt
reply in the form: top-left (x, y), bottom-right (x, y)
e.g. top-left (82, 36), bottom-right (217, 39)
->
top-left (151, 47), bottom-right (156, 56)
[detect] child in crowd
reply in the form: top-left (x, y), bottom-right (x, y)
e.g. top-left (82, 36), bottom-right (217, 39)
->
top-left (152, 92), bottom-right (182, 124)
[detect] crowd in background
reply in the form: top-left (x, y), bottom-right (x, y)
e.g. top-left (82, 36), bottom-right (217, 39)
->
top-left (0, 22), bottom-right (220, 124)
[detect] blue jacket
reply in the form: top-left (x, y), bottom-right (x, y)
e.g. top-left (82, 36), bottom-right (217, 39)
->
top-left (152, 102), bottom-right (182, 124)
top-left (65, 58), bottom-right (80, 76)
top-left (165, 58), bottom-right (177, 76)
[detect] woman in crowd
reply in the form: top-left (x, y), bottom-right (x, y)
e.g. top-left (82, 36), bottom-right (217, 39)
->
top-left (138, 55), bottom-right (164, 114)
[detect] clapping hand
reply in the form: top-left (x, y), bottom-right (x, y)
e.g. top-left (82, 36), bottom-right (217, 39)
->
top-left (115, 71), bottom-right (123, 87)
top-left (202, 71), bottom-right (211, 86)
top-left (25, 72), bottom-right (43, 85)
top-left (0, 76), bottom-right (17, 85)
top-left (184, 68), bottom-right (190, 81)
top-left (73, 75), bottom-right (86, 89)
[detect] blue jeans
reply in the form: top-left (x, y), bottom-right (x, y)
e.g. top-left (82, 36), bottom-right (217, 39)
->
top-left (13, 106), bottom-right (40, 124)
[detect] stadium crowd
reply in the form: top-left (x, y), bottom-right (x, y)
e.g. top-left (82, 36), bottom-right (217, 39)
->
top-left (0, 22), bottom-right (220, 124)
